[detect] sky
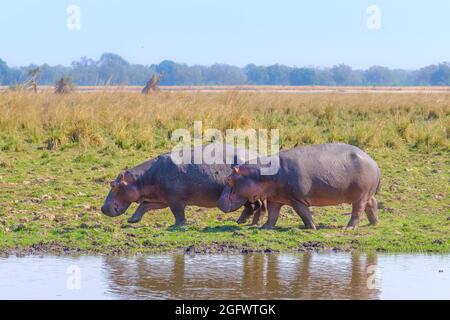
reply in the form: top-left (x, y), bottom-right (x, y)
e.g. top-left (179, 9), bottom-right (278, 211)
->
top-left (0, 0), bottom-right (449, 69)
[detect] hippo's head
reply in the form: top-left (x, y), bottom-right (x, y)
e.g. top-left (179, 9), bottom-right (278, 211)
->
top-left (101, 171), bottom-right (141, 217)
top-left (217, 166), bottom-right (263, 213)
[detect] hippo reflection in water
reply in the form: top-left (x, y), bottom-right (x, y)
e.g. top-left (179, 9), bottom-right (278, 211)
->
top-left (103, 253), bottom-right (380, 299)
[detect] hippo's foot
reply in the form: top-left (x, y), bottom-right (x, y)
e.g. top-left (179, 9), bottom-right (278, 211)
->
top-left (304, 223), bottom-right (317, 230)
top-left (236, 217), bottom-right (248, 224)
top-left (261, 223), bottom-right (275, 230)
top-left (174, 220), bottom-right (187, 227)
top-left (367, 215), bottom-right (378, 226)
top-left (168, 220), bottom-right (187, 231)
top-left (127, 215), bottom-right (143, 224)
top-left (251, 213), bottom-right (263, 226)
top-left (346, 216), bottom-right (360, 230)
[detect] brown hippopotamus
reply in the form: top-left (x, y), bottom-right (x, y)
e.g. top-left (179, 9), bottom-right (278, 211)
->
top-left (217, 143), bottom-right (381, 230)
top-left (101, 144), bottom-right (264, 225)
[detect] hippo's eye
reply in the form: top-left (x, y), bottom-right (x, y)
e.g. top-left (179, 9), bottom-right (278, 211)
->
top-left (110, 183), bottom-right (122, 194)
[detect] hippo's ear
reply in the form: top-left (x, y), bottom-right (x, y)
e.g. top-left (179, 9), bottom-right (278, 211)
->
top-left (119, 171), bottom-right (135, 185)
top-left (118, 174), bottom-right (127, 186)
top-left (234, 166), bottom-right (251, 177)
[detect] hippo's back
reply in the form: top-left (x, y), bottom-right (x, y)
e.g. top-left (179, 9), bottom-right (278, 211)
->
top-left (279, 143), bottom-right (380, 204)
top-left (282, 143), bottom-right (378, 171)
top-left (149, 144), bottom-right (259, 206)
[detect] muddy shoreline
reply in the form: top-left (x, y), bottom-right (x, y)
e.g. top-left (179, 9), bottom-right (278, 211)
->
top-left (0, 241), bottom-right (384, 258)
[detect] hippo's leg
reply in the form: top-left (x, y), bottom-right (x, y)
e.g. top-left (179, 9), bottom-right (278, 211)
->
top-left (128, 203), bottom-right (149, 223)
top-left (236, 204), bottom-right (255, 224)
top-left (169, 202), bottom-right (187, 226)
top-left (291, 201), bottom-right (316, 230)
top-left (364, 196), bottom-right (378, 226)
top-left (346, 200), bottom-right (367, 229)
top-left (251, 200), bottom-right (267, 225)
top-left (261, 202), bottom-right (282, 230)
top-left (128, 202), bottom-right (167, 223)
top-left (251, 208), bottom-right (262, 225)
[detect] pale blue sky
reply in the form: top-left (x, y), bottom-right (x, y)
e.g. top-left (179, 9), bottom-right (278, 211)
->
top-left (0, 0), bottom-right (449, 68)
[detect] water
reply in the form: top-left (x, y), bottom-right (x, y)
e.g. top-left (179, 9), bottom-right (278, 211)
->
top-left (0, 253), bottom-right (448, 300)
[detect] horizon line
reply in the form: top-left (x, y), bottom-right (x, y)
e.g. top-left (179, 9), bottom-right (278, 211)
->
top-left (2, 53), bottom-right (449, 71)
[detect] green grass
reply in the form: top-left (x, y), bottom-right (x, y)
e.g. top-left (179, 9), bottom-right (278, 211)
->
top-left (0, 143), bottom-right (448, 254)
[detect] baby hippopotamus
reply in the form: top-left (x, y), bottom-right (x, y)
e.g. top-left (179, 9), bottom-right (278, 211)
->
top-left (217, 143), bottom-right (381, 230)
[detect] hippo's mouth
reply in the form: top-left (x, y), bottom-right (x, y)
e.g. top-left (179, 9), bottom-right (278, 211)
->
top-left (217, 185), bottom-right (247, 213)
top-left (101, 202), bottom-right (131, 217)
top-left (227, 186), bottom-right (234, 204)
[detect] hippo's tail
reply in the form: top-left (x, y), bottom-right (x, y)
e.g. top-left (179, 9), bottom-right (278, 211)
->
top-left (375, 168), bottom-right (381, 195)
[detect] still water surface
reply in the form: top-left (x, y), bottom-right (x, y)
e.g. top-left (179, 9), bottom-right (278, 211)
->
top-left (0, 253), bottom-right (448, 299)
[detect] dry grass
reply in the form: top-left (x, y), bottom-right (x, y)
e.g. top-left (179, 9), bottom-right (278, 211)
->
top-left (0, 91), bottom-right (448, 153)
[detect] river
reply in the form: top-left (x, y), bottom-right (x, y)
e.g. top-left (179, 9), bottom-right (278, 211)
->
top-left (0, 252), bottom-right (448, 299)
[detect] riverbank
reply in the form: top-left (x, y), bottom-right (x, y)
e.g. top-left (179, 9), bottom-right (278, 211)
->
top-left (0, 146), bottom-right (448, 255)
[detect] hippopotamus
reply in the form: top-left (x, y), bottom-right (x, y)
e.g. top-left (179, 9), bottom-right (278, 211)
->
top-left (101, 144), bottom-right (264, 225)
top-left (217, 143), bottom-right (381, 230)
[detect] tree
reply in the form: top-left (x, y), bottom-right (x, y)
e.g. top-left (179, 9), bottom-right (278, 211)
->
top-left (390, 69), bottom-right (413, 86)
top-left (97, 53), bottom-right (130, 84)
top-left (0, 58), bottom-right (9, 85)
top-left (266, 64), bottom-right (291, 85)
top-left (5, 68), bottom-right (22, 85)
top-left (364, 66), bottom-right (393, 85)
top-left (331, 64), bottom-right (353, 85)
top-left (72, 57), bottom-right (99, 85)
top-left (185, 65), bottom-right (205, 85)
top-left (0, 53), bottom-right (449, 86)
top-left (168, 63), bottom-right (200, 85)
top-left (156, 60), bottom-right (178, 85)
top-left (205, 64), bottom-right (247, 85)
top-left (289, 68), bottom-right (318, 85)
top-left (430, 63), bottom-right (450, 85)
top-left (315, 68), bottom-right (335, 85)
top-left (39, 64), bottom-right (71, 84)
top-left (415, 64), bottom-right (438, 85)
top-left (244, 64), bottom-right (269, 85)
top-left (127, 64), bottom-right (153, 85)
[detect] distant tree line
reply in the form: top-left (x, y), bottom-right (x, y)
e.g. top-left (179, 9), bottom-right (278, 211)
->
top-left (1, 53), bottom-right (449, 86)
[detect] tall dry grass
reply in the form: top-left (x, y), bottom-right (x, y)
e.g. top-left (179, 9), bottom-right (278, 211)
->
top-left (0, 90), bottom-right (448, 153)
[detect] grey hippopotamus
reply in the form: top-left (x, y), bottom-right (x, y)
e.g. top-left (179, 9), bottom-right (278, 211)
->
top-left (217, 143), bottom-right (381, 230)
top-left (101, 144), bottom-right (263, 225)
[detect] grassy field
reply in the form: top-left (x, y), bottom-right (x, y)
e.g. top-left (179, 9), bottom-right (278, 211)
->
top-left (0, 90), bottom-right (449, 254)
